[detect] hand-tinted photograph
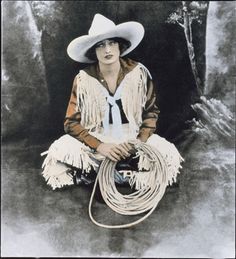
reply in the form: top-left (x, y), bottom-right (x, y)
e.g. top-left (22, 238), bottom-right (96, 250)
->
top-left (1, 1), bottom-right (235, 258)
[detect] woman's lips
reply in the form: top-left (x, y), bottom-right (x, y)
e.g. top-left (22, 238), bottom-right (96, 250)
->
top-left (105, 55), bottom-right (113, 59)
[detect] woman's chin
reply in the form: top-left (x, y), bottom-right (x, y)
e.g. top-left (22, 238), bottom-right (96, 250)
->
top-left (100, 57), bottom-right (119, 65)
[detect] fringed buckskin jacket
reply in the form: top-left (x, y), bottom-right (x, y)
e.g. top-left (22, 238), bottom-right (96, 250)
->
top-left (64, 58), bottom-right (160, 149)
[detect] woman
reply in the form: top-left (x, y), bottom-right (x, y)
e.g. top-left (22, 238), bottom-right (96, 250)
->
top-left (41, 14), bottom-right (183, 190)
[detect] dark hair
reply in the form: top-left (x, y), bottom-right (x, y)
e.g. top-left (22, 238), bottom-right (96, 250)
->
top-left (85, 37), bottom-right (131, 61)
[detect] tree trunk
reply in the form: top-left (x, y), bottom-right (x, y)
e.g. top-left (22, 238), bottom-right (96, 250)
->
top-left (182, 1), bottom-right (202, 96)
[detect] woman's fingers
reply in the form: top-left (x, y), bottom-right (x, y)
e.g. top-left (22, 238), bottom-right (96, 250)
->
top-left (120, 142), bottom-right (134, 154)
top-left (115, 145), bottom-right (129, 157)
top-left (107, 154), bottom-right (117, 162)
top-left (109, 151), bottom-right (121, 161)
top-left (110, 143), bottom-right (135, 160)
top-left (102, 145), bottom-right (121, 161)
top-left (97, 142), bottom-right (135, 162)
top-left (119, 143), bottom-right (129, 152)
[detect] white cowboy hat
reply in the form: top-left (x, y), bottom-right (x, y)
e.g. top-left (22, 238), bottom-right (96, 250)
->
top-left (67, 13), bottom-right (145, 63)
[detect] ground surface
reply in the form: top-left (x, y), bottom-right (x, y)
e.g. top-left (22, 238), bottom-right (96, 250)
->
top-left (1, 135), bottom-right (235, 258)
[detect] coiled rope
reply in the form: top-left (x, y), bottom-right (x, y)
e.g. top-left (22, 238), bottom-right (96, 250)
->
top-left (88, 141), bottom-right (169, 229)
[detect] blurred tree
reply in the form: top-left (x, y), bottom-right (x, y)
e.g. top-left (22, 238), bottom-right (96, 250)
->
top-left (167, 1), bottom-right (208, 96)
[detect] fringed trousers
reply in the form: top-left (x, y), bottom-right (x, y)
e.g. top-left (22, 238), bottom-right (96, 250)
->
top-left (41, 124), bottom-right (184, 190)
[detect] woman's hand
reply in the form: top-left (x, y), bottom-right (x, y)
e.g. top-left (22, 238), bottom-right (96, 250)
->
top-left (118, 142), bottom-right (135, 155)
top-left (96, 142), bottom-right (133, 162)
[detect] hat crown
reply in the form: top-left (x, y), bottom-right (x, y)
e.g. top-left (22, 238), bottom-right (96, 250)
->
top-left (88, 14), bottom-right (116, 36)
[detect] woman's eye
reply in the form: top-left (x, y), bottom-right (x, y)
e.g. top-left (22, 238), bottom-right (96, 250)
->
top-left (96, 40), bottom-right (117, 48)
top-left (98, 43), bottom-right (104, 48)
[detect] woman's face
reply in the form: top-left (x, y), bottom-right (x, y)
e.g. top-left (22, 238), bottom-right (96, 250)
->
top-left (95, 39), bottom-right (120, 65)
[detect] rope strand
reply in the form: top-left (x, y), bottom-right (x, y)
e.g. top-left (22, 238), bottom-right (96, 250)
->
top-left (88, 141), bottom-right (169, 228)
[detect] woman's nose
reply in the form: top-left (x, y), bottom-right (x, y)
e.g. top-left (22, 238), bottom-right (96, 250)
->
top-left (104, 44), bottom-right (111, 53)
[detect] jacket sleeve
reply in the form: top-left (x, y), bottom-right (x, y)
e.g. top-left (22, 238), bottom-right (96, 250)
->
top-left (137, 77), bottom-right (160, 142)
top-left (64, 76), bottom-right (102, 150)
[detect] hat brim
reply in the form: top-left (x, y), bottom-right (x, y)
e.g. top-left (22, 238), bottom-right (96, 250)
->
top-left (67, 21), bottom-right (144, 63)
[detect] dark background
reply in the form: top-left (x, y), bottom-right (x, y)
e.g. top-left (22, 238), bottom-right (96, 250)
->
top-left (2, 1), bottom-right (207, 143)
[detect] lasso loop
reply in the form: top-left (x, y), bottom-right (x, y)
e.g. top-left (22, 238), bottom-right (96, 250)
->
top-left (88, 141), bottom-right (169, 229)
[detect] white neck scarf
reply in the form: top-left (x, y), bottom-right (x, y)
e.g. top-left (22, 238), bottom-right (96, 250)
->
top-left (102, 82), bottom-right (124, 139)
